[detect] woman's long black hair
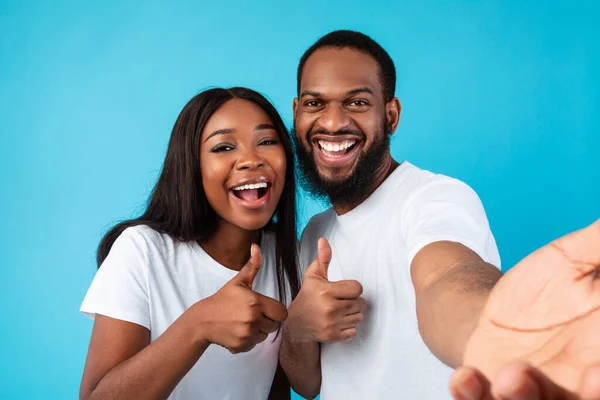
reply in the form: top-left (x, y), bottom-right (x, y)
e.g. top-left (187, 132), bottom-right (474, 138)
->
top-left (96, 87), bottom-right (300, 302)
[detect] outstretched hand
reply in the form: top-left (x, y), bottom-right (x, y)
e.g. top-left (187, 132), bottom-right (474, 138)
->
top-left (450, 219), bottom-right (600, 399)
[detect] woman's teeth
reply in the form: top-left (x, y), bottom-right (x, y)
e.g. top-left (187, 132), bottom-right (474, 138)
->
top-left (231, 182), bottom-right (269, 202)
top-left (232, 182), bottom-right (268, 191)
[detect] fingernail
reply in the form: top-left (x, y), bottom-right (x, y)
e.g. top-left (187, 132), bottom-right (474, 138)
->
top-left (455, 371), bottom-right (482, 400)
top-left (456, 388), bottom-right (474, 400)
top-left (458, 383), bottom-right (480, 400)
top-left (580, 365), bottom-right (600, 400)
top-left (499, 376), bottom-right (539, 400)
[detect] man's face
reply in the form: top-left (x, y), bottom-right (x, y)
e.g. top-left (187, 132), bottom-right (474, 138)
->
top-left (293, 47), bottom-right (397, 205)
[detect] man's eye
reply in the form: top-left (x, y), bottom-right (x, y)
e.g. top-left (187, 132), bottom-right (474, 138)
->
top-left (211, 144), bottom-right (234, 153)
top-left (305, 101), bottom-right (322, 107)
top-left (349, 100), bottom-right (368, 106)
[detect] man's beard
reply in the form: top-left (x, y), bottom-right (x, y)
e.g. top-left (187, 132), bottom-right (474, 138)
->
top-left (293, 119), bottom-right (392, 208)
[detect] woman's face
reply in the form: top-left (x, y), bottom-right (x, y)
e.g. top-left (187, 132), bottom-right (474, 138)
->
top-left (200, 98), bottom-right (287, 232)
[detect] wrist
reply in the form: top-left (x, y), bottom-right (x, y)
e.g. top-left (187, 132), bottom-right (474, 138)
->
top-left (184, 300), bottom-right (212, 349)
top-left (284, 300), bottom-right (314, 344)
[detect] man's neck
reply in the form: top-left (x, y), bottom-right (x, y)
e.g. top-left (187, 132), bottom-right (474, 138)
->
top-left (331, 156), bottom-right (400, 216)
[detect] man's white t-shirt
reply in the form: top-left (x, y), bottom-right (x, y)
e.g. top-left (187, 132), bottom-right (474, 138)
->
top-left (80, 226), bottom-right (284, 400)
top-left (299, 161), bottom-right (501, 399)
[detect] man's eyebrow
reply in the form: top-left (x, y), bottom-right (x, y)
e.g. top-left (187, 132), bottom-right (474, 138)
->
top-left (204, 128), bottom-right (233, 143)
top-left (254, 124), bottom-right (277, 131)
top-left (300, 90), bottom-right (321, 98)
top-left (346, 87), bottom-right (374, 96)
top-left (299, 88), bottom-right (375, 98)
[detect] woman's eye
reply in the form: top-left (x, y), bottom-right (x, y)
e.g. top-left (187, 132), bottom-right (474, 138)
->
top-left (211, 144), bottom-right (234, 153)
top-left (260, 139), bottom-right (279, 146)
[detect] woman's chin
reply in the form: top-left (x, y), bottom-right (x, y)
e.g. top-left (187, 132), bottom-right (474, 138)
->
top-left (232, 214), bottom-right (274, 232)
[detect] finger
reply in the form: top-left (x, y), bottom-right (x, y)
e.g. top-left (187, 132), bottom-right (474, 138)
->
top-left (330, 280), bottom-right (363, 299)
top-left (339, 327), bottom-right (357, 342)
top-left (306, 238), bottom-right (332, 280)
top-left (491, 361), bottom-right (578, 400)
top-left (448, 367), bottom-right (492, 400)
top-left (339, 297), bottom-right (367, 315)
top-left (553, 218), bottom-right (600, 268)
top-left (235, 243), bottom-right (262, 288)
top-left (230, 340), bottom-right (260, 354)
top-left (580, 363), bottom-right (600, 400)
top-left (258, 317), bottom-right (280, 335)
top-left (330, 298), bottom-right (365, 317)
top-left (253, 331), bottom-right (269, 345)
top-left (258, 295), bottom-right (288, 322)
top-left (338, 312), bottom-right (363, 330)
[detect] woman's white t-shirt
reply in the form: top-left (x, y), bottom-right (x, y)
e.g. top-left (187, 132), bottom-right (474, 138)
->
top-left (80, 225), bottom-right (283, 400)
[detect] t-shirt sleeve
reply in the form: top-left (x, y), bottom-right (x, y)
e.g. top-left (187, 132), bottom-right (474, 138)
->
top-left (298, 227), bottom-right (313, 282)
top-left (80, 227), bottom-right (151, 329)
top-left (401, 178), bottom-right (501, 269)
top-left (298, 210), bottom-right (335, 281)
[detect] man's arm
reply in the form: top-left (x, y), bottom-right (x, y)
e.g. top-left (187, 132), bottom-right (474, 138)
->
top-left (410, 240), bottom-right (503, 368)
top-left (279, 238), bottom-right (364, 399)
top-left (448, 219), bottom-right (600, 399)
top-left (279, 318), bottom-right (322, 399)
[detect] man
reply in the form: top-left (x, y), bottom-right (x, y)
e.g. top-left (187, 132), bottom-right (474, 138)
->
top-left (280, 30), bottom-right (600, 399)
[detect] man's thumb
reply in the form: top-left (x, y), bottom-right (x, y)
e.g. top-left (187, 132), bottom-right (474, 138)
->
top-left (307, 238), bottom-right (332, 280)
top-left (236, 243), bottom-right (262, 288)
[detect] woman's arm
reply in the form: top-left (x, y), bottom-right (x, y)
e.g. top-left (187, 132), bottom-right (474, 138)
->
top-left (80, 244), bottom-right (288, 400)
top-left (80, 308), bottom-right (209, 400)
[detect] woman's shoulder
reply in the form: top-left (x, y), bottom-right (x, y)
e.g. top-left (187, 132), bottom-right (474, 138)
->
top-left (111, 225), bottom-right (182, 261)
top-left (120, 224), bottom-right (169, 243)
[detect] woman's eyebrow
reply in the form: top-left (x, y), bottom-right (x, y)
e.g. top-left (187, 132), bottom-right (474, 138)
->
top-left (254, 124), bottom-right (276, 131)
top-left (204, 128), bottom-right (234, 143)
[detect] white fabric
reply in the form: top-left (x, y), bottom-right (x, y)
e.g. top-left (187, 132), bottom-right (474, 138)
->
top-left (81, 226), bottom-right (283, 400)
top-left (299, 161), bottom-right (501, 399)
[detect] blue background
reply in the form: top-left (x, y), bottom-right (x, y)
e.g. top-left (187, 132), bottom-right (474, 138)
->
top-left (1, 1), bottom-right (598, 398)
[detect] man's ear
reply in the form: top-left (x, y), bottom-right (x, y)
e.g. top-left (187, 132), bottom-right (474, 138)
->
top-left (293, 97), bottom-right (299, 117)
top-left (386, 97), bottom-right (402, 134)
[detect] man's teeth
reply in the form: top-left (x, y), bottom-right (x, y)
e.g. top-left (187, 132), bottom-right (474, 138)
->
top-left (232, 182), bottom-right (268, 191)
top-left (318, 140), bottom-right (356, 152)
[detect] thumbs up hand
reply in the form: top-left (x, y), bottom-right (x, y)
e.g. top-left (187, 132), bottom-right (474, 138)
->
top-left (193, 244), bottom-right (288, 354)
top-left (235, 242), bottom-right (265, 288)
top-left (287, 238), bottom-right (366, 343)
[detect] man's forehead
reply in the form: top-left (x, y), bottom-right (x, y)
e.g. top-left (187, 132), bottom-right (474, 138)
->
top-left (299, 48), bottom-right (382, 96)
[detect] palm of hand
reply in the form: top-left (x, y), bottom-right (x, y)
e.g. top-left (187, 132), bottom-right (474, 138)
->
top-left (463, 221), bottom-right (600, 392)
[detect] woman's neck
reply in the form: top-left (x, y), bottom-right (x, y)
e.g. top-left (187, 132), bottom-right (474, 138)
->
top-left (198, 220), bottom-right (261, 271)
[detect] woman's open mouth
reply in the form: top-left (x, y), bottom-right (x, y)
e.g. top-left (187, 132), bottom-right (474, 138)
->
top-left (229, 181), bottom-right (272, 209)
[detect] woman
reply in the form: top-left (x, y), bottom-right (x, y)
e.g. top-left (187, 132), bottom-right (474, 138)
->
top-left (79, 87), bottom-right (301, 399)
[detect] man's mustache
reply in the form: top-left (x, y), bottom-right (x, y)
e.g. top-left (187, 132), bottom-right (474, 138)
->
top-left (306, 128), bottom-right (367, 142)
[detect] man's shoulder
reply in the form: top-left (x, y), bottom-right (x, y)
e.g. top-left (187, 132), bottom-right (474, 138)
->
top-left (397, 161), bottom-right (475, 199)
top-left (297, 208), bottom-right (337, 268)
top-left (301, 207), bottom-right (336, 243)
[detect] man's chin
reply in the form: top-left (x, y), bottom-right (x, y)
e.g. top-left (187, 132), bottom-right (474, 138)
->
top-left (316, 166), bottom-right (357, 185)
